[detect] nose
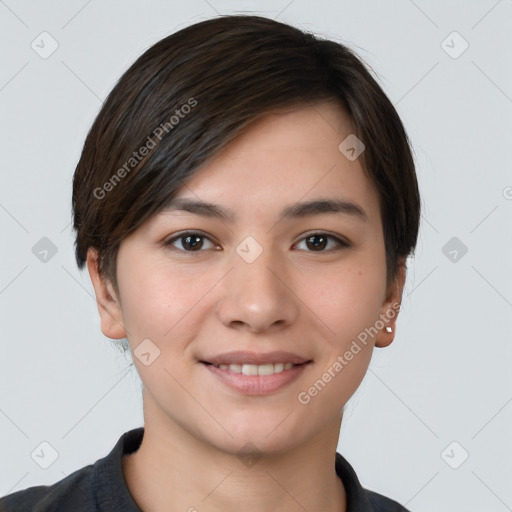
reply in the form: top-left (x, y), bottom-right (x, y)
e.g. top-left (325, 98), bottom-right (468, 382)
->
top-left (215, 238), bottom-right (300, 333)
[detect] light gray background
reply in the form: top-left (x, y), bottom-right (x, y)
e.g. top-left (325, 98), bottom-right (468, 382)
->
top-left (1, 1), bottom-right (511, 510)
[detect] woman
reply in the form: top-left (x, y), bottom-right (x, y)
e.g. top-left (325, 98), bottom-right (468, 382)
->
top-left (0, 14), bottom-right (420, 511)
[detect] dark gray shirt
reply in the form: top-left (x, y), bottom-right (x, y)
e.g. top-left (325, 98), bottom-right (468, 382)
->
top-left (0, 427), bottom-right (411, 511)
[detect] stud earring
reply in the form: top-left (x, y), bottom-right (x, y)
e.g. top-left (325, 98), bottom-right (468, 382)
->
top-left (385, 326), bottom-right (393, 333)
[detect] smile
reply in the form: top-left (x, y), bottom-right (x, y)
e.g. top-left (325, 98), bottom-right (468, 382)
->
top-left (202, 361), bottom-right (311, 395)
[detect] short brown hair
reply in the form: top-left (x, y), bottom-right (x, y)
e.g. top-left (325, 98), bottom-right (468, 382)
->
top-left (72, 14), bottom-right (420, 293)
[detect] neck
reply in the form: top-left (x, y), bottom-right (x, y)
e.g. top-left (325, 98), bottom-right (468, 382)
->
top-left (123, 399), bottom-right (347, 512)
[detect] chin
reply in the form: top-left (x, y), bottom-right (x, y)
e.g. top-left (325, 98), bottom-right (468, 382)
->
top-left (206, 414), bottom-right (309, 457)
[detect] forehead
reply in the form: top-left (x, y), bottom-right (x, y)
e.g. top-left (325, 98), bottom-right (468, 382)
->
top-left (155, 101), bottom-right (381, 227)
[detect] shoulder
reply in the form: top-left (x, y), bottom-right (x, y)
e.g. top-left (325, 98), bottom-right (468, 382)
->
top-left (335, 452), bottom-right (412, 511)
top-left (0, 427), bottom-right (144, 512)
top-left (0, 464), bottom-right (94, 512)
top-left (366, 489), bottom-right (412, 511)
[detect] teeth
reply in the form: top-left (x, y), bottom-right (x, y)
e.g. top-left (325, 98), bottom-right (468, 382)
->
top-left (244, 364), bottom-right (259, 375)
top-left (217, 362), bottom-right (297, 374)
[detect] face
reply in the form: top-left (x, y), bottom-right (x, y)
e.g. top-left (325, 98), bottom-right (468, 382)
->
top-left (88, 101), bottom-right (405, 456)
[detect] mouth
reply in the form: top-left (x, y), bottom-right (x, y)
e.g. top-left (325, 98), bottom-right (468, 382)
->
top-left (200, 359), bottom-right (313, 395)
top-left (198, 350), bottom-right (313, 394)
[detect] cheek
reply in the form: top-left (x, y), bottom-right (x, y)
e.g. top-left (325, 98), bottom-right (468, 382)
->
top-left (120, 268), bottom-right (205, 395)
top-left (296, 334), bottom-right (374, 418)
top-left (117, 259), bottom-right (205, 342)
top-left (306, 261), bottom-right (386, 340)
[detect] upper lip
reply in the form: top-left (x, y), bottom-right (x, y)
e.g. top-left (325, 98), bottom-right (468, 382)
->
top-left (201, 351), bottom-right (312, 366)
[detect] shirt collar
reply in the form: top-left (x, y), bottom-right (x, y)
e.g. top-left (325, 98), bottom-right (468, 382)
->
top-left (92, 427), bottom-right (144, 511)
top-left (92, 427), bottom-right (379, 512)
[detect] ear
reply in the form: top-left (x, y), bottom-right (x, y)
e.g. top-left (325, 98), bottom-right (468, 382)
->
top-left (86, 248), bottom-right (127, 340)
top-left (374, 257), bottom-right (407, 348)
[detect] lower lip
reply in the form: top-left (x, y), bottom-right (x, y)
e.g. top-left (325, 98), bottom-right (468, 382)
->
top-left (202, 362), bottom-right (311, 395)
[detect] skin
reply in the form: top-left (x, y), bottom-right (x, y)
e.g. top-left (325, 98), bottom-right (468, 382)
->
top-left (87, 100), bottom-right (406, 512)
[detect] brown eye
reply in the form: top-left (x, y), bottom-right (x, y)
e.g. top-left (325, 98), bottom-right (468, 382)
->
top-left (165, 232), bottom-right (217, 252)
top-left (296, 233), bottom-right (350, 252)
top-left (180, 234), bottom-right (204, 251)
top-left (305, 234), bottom-right (328, 251)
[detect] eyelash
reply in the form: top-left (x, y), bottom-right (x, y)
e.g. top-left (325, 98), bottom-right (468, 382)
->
top-left (163, 231), bottom-right (351, 253)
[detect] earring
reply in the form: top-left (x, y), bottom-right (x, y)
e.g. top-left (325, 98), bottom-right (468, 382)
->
top-left (385, 326), bottom-right (393, 333)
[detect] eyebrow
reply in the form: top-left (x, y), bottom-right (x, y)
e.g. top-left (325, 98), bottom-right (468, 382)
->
top-left (160, 197), bottom-right (368, 222)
